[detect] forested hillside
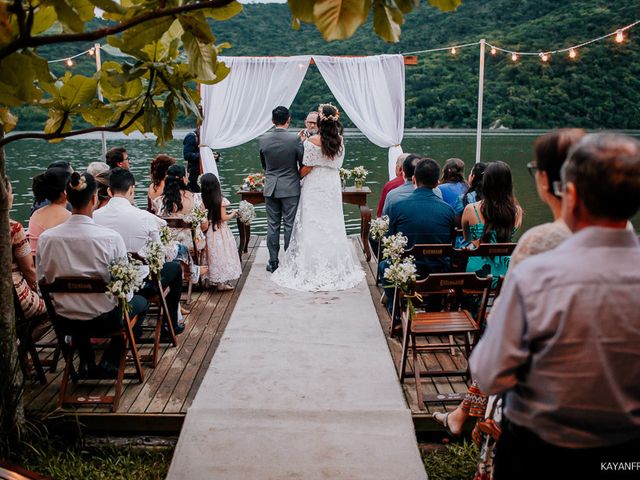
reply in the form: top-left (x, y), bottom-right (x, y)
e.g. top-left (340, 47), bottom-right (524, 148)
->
top-left (15, 0), bottom-right (640, 130)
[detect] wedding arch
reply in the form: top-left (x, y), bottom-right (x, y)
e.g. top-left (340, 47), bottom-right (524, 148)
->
top-left (199, 54), bottom-right (405, 180)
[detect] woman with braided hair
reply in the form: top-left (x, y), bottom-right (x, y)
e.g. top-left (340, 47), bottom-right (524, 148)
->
top-left (271, 103), bottom-right (364, 292)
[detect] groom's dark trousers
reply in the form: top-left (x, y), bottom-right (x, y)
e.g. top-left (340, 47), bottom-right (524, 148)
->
top-left (259, 127), bottom-right (304, 265)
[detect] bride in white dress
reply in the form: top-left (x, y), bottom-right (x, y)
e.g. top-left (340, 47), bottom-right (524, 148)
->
top-left (271, 104), bottom-right (365, 292)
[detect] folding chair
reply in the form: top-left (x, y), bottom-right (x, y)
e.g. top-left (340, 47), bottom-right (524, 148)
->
top-left (14, 287), bottom-right (59, 385)
top-left (397, 272), bottom-right (492, 409)
top-left (164, 218), bottom-right (206, 306)
top-left (39, 277), bottom-right (144, 412)
top-left (388, 243), bottom-right (456, 336)
top-left (455, 242), bottom-right (518, 272)
top-left (130, 252), bottom-right (177, 368)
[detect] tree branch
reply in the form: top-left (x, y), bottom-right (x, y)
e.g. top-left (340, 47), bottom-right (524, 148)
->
top-left (0, 0), bottom-right (236, 62)
top-left (0, 109), bottom-right (146, 148)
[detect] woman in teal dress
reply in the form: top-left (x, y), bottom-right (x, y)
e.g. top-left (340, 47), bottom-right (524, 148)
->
top-left (461, 161), bottom-right (522, 285)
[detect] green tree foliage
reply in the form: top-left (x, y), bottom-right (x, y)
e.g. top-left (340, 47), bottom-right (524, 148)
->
top-left (198, 0), bottom-right (639, 130)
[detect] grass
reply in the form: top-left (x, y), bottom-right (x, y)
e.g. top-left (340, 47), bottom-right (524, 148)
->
top-left (422, 441), bottom-right (480, 480)
top-left (4, 423), bottom-right (173, 480)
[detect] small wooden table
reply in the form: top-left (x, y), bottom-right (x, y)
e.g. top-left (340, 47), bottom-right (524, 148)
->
top-left (236, 186), bottom-right (372, 261)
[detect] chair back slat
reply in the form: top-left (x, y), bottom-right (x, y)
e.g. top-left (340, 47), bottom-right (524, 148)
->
top-left (462, 242), bottom-right (517, 258)
top-left (164, 218), bottom-right (193, 230)
top-left (39, 277), bottom-right (107, 294)
top-left (413, 272), bottom-right (493, 294)
top-left (403, 243), bottom-right (456, 260)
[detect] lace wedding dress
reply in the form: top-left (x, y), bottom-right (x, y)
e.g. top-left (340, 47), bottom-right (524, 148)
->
top-left (271, 140), bottom-right (365, 292)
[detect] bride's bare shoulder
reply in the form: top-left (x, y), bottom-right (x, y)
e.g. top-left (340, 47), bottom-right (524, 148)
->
top-left (308, 135), bottom-right (321, 147)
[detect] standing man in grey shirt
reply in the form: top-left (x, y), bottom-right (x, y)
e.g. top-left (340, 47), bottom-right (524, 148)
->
top-left (470, 133), bottom-right (640, 479)
top-left (259, 106), bottom-right (304, 273)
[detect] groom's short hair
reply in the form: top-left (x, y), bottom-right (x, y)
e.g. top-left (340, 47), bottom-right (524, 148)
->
top-left (272, 106), bottom-right (290, 126)
top-left (414, 158), bottom-right (440, 188)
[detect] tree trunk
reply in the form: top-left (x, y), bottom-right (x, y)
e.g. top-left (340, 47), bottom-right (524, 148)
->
top-left (0, 126), bottom-right (24, 454)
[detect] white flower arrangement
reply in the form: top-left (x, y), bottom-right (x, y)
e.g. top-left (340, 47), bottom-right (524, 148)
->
top-left (351, 166), bottom-right (369, 180)
top-left (159, 225), bottom-right (174, 245)
top-left (382, 233), bottom-right (408, 263)
top-left (184, 205), bottom-right (208, 230)
top-left (107, 255), bottom-right (145, 303)
top-left (383, 256), bottom-right (417, 290)
top-left (139, 240), bottom-right (165, 276)
top-left (237, 200), bottom-right (256, 225)
top-left (339, 168), bottom-right (352, 182)
top-left (370, 215), bottom-right (389, 241)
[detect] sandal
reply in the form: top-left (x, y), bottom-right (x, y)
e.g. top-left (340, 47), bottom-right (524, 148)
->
top-left (432, 411), bottom-right (458, 437)
top-left (217, 283), bottom-right (234, 292)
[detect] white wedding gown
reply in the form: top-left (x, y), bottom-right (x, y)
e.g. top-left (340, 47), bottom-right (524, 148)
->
top-left (271, 140), bottom-right (365, 292)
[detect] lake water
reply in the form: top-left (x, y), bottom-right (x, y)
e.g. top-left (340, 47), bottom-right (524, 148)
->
top-left (6, 130), bottom-right (639, 235)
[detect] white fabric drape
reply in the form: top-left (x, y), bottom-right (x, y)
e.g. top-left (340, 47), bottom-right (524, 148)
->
top-left (200, 56), bottom-right (312, 175)
top-left (313, 55), bottom-right (405, 180)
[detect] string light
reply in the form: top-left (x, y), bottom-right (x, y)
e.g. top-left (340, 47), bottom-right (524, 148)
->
top-left (490, 46), bottom-right (497, 55)
top-left (65, 58), bottom-right (73, 67)
top-left (569, 48), bottom-right (577, 59)
top-left (615, 29), bottom-right (624, 43)
top-left (450, 46), bottom-right (457, 55)
top-left (539, 52), bottom-right (549, 62)
top-left (511, 52), bottom-right (518, 62)
top-left (88, 48), bottom-right (95, 56)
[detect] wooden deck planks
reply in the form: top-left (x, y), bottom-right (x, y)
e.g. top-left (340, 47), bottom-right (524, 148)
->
top-left (24, 235), bottom-right (469, 434)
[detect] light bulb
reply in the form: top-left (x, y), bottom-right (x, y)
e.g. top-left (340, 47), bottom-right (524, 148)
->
top-left (540, 52), bottom-right (549, 62)
top-left (451, 47), bottom-right (457, 55)
top-left (569, 48), bottom-right (577, 59)
top-left (65, 58), bottom-right (73, 67)
top-left (511, 52), bottom-right (518, 62)
top-left (615, 30), bottom-right (624, 43)
top-left (88, 48), bottom-right (95, 56)
top-left (490, 46), bottom-right (497, 55)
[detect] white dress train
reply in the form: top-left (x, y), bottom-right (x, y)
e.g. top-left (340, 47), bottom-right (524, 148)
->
top-left (271, 140), bottom-right (365, 292)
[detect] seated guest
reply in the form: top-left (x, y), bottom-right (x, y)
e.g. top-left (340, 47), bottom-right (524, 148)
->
top-left (381, 154), bottom-right (422, 216)
top-left (148, 154), bottom-right (176, 212)
top-left (438, 157), bottom-right (468, 209)
top-left (87, 161), bottom-right (112, 210)
top-left (470, 133), bottom-right (640, 478)
top-left (94, 168), bottom-right (184, 334)
top-left (31, 161), bottom-right (73, 213)
top-left (381, 158), bottom-right (456, 313)
top-left (453, 162), bottom-right (486, 247)
top-left (200, 173), bottom-right (242, 291)
top-left (86, 161), bottom-right (110, 178)
top-left (461, 161), bottom-right (522, 285)
top-left (152, 164), bottom-right (207, 257)
top-left (105, 147), bottom-right (129, 170)
top-left (6, 177), bottom-right (46, 319)
top-left (37, 172), bottom-right (148, 377)
top-left (28, 168), bottom-right (72, 252)
top-left (377, 153), bottom-right (407, 217)
top-left (454, 161), bottom-right (486, 218)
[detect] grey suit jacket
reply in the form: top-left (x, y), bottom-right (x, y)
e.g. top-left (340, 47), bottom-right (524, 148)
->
top-left (259, 128), bottom-right (304, 198)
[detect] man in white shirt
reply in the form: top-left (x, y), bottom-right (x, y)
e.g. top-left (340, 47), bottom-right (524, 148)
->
top-left (38, 172), bottom-right (148, 377)
top-left (93, 168), bottom-right (184, 335)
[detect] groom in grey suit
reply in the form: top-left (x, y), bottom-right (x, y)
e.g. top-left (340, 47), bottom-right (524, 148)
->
top-left (259, 106), bottom-right (304, 272)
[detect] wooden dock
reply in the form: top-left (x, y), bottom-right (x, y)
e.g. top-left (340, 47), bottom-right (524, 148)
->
top-left (24, 235), bottom-right (467, 434)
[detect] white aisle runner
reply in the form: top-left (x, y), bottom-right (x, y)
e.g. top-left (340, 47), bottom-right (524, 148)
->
top-left (167, 241), bottom-right (427, 480)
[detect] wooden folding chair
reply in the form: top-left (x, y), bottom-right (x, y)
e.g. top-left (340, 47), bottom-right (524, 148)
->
top-left (455, 242), bottom-right (517, 272)
top-left (397, 272), bottom-right (492, 409)
top-left (39, 277), bottom-right (144, 412)
top-left (164, 218), bottom-right (206, 306)
top-left (130, 252), bottom-right (177, 368)
top-left (14, 288), bottom-right (59, 385)
top-left (388, 243), bottom-right (456, 336)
